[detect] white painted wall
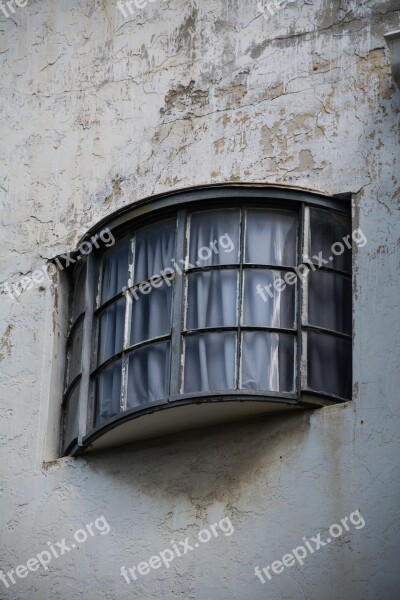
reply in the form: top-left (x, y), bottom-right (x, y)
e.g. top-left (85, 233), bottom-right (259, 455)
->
top-left (1, 1), bottom-right (399, 598)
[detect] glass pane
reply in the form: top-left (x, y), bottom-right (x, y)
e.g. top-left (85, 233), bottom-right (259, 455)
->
top-left (131, 284), bottom-right (172, 345)
top-left (95, 359), bottom-right (122, 425)
top-left (186, 270), bottom-right (238, 330)
top-left (134, 219), bottom-right (176, 284)
top-left (127, 341), bottom-right (170, 409)
top-left (98, 298), bottom-right (125, 365)
top-left (245, 209), bottom-right (297, 266)
top-left (308, 270), bottom-right (351, 335)
top-left (241, 332), bottom-right (295, 392)
top-left (72, 262), bottom-right (86, 323)
top-left (309, 208), bottom-right (351, 273)
top-left (189, 209), bottom-right (240, 266)
top-left (184, 333), bottom-right (236, 393)
top-left (64, 382), bottom-right (80, 450)
top-left (100, 239), bottom-right (129, 304)
top-left (68, 319), bottom-right (84, 385)
top-left (243, 269), bottom-right (296, 329)
top-left (307, 332), bottom-right (352, 399)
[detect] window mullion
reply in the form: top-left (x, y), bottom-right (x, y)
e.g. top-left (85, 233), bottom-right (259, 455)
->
top-left (121, 235), bottom-right (135, 412)
top-left (169, 209), bottom-right (187, 397)
top-left (236, 206), bottom-right (245, 389)
top-left (299, 204), bottom-right (308, 398)
top-left (77, 254), bottom-right (96, 446)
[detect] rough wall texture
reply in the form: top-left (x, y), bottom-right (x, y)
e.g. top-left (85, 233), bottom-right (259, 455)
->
top-left (0, 0), bottom-right (399, 599)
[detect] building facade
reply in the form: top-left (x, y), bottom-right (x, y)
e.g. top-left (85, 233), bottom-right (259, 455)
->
top-left (1, 1), bottom-right (399, 599)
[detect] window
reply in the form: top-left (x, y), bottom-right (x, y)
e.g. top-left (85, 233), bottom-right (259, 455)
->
top-left (61, 187), bottom-right (352, 456)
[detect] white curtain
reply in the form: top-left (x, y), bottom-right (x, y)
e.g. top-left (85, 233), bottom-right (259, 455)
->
top-left (96, 359), bottom-right (122, 423)
top-left (184, 333), bottom-right (236, 393)
top-left (243, 269), bottom-right (295, 328)
top-left (131, 285), bottom-right (172, 345)
top-left (98, 298), bottom-right (125, 365)
top-left (101, 240), bottom-right (129, 303)
top-left (245, 209), bottom-right (297, 266)
top-left (189, 209), bottom-right (240, 266)
top-left (241, 332), bottom-right (295, 392)
top-left (184, 208), bottom-right (241, 393)
top-left (127, 341), bottom-right (170, 407)
top-left (129, 219), bottom-right (176, 345)
top-left (186, 270), bottom-right (238, 330)
top-left (134, 219), bottom-right (176, 283)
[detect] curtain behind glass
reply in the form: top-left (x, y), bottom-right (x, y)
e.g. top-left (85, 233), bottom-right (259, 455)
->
top-left (186, 270), bottom-right (238, 330)
top-left (98, 298), bottom-right (125, 365)
top-left (134, 219), bottom-right (176, 283)
top-left (245, 209), bottom-right (297, 266)
top-left (95, 359), bottom-right (122, 424)
top-left (241, 332), bottom-right (295, 392)
top-left (184, 333), bottom-right (236, 393)
top-left (127, 341), bottom-right (170, 408)
top-left (243, 269), bottom-right (296, 329)
top-left (189, 209), bottom-right (240, 266)
top-left (101, 240), bottom-right (129, 304)
top-left (131, 285), bottom-right (172, 344)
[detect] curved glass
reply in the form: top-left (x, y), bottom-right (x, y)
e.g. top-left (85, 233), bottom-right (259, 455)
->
top-left (62, 191), bottom-right (352, 455)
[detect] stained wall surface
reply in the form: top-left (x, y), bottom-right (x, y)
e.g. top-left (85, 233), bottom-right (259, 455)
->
top-left (0, 1), bottom-right (399, 599)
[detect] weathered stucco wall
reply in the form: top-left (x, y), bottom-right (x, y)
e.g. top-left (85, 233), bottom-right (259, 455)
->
top-left (1, 1), bottom-right (399, 599)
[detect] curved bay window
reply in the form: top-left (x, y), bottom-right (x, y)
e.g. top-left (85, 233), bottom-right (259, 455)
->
top-left (61, 187), bottom-right (352, 456)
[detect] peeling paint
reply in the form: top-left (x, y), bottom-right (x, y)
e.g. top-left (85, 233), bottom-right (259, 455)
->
top-left (0, 324), bottom-right (13, 362)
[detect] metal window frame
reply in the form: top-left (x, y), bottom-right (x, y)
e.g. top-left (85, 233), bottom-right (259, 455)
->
top-left (61, 185), bottom-right (352, 456)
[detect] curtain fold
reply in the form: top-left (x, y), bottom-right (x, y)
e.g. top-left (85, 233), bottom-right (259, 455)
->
top-left (98, 298), bottom-right (125, 365)
top-left (243, 269), bottom-right (295, 329)
top-left (101, 240), bottom-right (129, 303)
top-left (186, 270), bottom-right (238, 329)
top-left (131, 285), bottom-right (172, 344)
top-left (96, 359), bottom-right (122, 423)
top-left (127, 341), bottom-right (170, 407)
top-left (245, 209), bottom-right (297, 266)
top-left (129, 219), bottom-right (175, 345)
top-left (184, 333), bottom-right (236, 393)
top-left (189, 209), bottom-right (240, 266)
top-left (134, 219), bottom-right (176, 283)
top-left (241, 332), bottom-right (295, 392)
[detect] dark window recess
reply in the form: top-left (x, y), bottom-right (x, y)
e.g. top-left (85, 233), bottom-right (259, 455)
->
top-left (61, 190), bottom-right (352, 455)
